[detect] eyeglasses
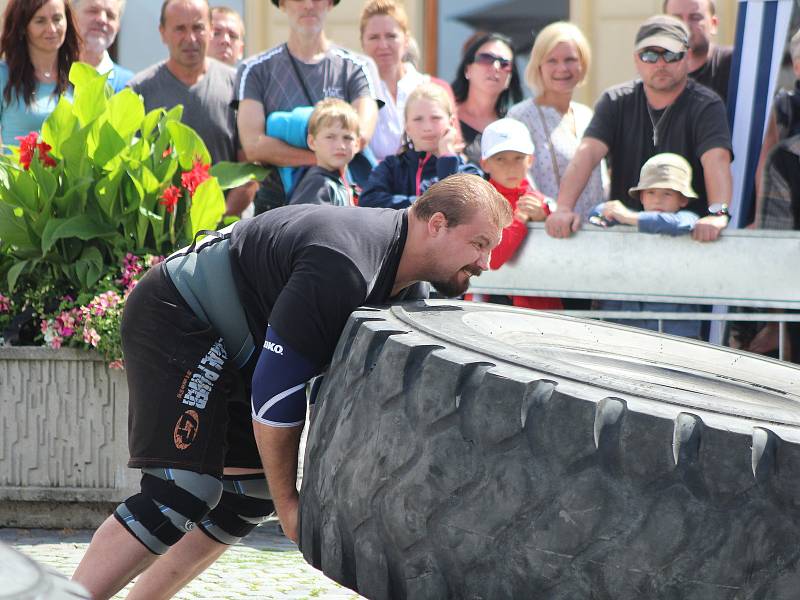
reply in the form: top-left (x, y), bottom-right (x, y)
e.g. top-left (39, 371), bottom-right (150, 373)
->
top-left (638, 49), bottom-right (686, 64)
top-left (473, 52), bottom-right (513, 72)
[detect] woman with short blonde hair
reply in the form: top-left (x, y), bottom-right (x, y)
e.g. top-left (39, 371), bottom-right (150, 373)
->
top-left (509, 21), bottom-right (606, 222)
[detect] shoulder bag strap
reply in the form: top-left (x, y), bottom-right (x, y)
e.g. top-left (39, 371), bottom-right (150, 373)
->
top-left (285, 43), bottom-right (315, 105)
top-left (534, 102), bottom-right (562, 186)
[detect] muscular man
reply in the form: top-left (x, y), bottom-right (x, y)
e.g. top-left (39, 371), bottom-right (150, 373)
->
top-left (664, 0), bottom-right (733, 103)
top-left (209, 6), bottom-right (245, 66)
top-left (73, 0), bottom-right (133, 92)
top-left (546, 15), bottom-right (732, 243)
top-left (236, 0), bottom-right (378, 212)
top-left (72, 174), bottom-right (510, 600)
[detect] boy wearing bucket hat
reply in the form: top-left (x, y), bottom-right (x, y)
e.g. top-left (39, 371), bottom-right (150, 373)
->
top-left (591, 153), bottom-right (702, 234)
top-left (590, 153), bottom-right (704, 338)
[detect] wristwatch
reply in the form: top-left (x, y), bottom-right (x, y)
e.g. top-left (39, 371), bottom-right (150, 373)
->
top-left (708, 202), bottom-right (729, 217)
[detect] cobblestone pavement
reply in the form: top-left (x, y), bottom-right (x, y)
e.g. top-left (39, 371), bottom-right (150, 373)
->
top-left (1, 521), bottom-right (363, 600)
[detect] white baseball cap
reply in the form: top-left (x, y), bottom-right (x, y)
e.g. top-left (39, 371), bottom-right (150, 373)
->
top-left (480, 118), bottom-right (534, 160)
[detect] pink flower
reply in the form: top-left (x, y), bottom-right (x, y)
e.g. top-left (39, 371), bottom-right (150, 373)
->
top-left (0, 294), bottom-right (11, 313)
top-left (117, 253), bottom-right (143, 289)
top-left (109, 360), bottom-right (125, 370)
top-left (83, 327), bottom-right (101, 348)
top-left (50, 335), bottom-right (63, 349)
top-left (180, 159), bottom-right (211, 197)
top-left (148, 255), bottom-right (165, 268)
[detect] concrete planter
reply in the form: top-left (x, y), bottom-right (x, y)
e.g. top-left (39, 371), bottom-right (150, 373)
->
top-left (0, 347), bottom-right (135, 528)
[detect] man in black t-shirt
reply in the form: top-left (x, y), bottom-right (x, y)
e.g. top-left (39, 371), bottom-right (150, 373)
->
top-left (546, 15), bottom-right (732, 243)
top-left (72, 175), bottom-right (511, 600)
top-left (664, 0), bottom-right (733, 103)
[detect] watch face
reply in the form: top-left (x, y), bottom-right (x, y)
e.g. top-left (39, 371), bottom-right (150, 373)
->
top-left (708, 203), bottom-right (729, 216)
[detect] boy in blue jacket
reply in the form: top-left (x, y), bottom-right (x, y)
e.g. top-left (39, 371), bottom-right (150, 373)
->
top-left (359, 82), bottom-right (481, 208)
top-left (590, 152), bottom-right (711, 339)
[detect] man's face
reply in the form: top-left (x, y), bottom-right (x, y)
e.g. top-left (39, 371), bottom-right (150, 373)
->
top-left (635, 46), bottom-right (689, 93)
top-left (425, 210), bottom-right (502, 297)
top-left (209, 11), bottom-right (244, 65)
top-left (280, 0), bottom-right (333, 38)
top-left (160, 0), bottom-right (210, 70)
top-left (664, 0), bottom-right (717, 55)
top-left (76, 0), bottom-right (122, 54)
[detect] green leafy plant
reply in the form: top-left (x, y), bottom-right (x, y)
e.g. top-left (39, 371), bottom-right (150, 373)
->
top-left (0, 63), bottom-right (267, 356)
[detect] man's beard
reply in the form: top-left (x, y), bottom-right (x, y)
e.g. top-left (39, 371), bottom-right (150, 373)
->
top-left (431, 265), bottom-right (482, 298)
top-left (690, 33), bottom-right (710, 56)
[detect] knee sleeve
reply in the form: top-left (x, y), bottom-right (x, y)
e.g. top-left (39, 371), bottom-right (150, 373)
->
top-left (198, 474), bottom-right (275, 545)
top-left (114, 467), bottom-right (223, 555)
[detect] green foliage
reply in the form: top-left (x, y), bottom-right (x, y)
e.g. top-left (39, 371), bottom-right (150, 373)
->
top-left (0, 63), bottom-right (265, 356)
top-left (0, 63), bottom-right (267, 299)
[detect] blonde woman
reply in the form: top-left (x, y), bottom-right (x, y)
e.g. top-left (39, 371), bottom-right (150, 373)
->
top-left (508, 22), bottom-right (606, 222)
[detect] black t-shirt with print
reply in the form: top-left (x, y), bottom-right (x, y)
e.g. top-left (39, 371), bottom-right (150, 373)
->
top-left (584, 78), bottom-right (732, 216)
top-left (228, 205), bottom-right (426, 369)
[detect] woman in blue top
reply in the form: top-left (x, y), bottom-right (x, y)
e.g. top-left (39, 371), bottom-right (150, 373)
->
top-left (0, 0), bottom-right (80, 148)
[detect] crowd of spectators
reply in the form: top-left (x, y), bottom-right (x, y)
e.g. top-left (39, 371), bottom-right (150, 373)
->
top-left (0, 0), bottom-right (798, 359)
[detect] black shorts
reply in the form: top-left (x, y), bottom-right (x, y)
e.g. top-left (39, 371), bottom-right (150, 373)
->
top-left (121, 264), bottom-right (261, 476)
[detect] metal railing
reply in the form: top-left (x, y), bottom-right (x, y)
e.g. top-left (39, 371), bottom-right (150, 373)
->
top-left (467, 223), bottom-right (800, 360)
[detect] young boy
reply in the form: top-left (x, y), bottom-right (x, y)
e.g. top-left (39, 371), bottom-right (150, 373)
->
top-left (476, 117), bottom-right (561, 310)
top-left (289, 98), bottom-right (360, 206)
top-left (590, 152), bottom-right (704, 338)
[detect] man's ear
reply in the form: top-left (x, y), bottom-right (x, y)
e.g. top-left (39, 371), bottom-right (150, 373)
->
top-left (427, 211), bottom-right (448, 236)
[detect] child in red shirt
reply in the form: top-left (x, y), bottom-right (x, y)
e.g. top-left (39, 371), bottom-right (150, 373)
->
top-left (476, 118), bottom-right (562, 310)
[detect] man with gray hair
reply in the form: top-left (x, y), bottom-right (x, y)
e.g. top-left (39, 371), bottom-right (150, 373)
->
top-left (73, 0), bottom-right (134, 92)
top-left (546, 15), bottom-right (733, 243)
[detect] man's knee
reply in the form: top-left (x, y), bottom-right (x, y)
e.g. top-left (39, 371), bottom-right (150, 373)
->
top-left (114, 468), bottom-right (224, 555)
top-left (198, 474), bottom-right (274, 545)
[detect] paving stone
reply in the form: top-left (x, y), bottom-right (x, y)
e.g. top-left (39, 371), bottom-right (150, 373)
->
top-left (2, 521), bottom-right (364, 599)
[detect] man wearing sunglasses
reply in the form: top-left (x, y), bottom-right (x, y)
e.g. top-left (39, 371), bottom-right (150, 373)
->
top-left (546, 14), bottom-right (732, 243)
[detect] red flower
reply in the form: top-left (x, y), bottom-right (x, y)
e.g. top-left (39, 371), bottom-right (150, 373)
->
top-left (14, 132), bottom-right (56, 170)
top-left (162, 146), bottom-right (172, 158)
top-left (38, 140), bottom-right (56, 167)
top-left (15, 132), bottom-right (38, 170)
top-left (180, 159), bottom-right (211, 197)
top-left (160, 185), bottom-right (181, 214)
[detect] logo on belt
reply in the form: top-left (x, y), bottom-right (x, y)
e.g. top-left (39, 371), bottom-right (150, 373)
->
top-left (174, 409), bottom-right (200, 450)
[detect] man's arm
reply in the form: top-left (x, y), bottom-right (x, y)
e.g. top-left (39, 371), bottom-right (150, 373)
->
top-left (238, 99), bottom-right (316, 167)
top-left (253, 423), bottom-right (303, 542)
top-left (692, 147), bottom-right (732, 242)
top-left (545, 137), bottom-right (608, 238)
top-left (352, 96), bottom-right (378, 146)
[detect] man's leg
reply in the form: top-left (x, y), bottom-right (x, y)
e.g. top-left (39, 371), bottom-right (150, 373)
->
top-left (126, 468), bottom-right (274, 600)
top-left (125, 528), bottom-right (229, 600)
top-left (72, 514), bottom-right (159, 600)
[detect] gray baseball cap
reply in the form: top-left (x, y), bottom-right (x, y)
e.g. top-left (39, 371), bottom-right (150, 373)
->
top-left (629, 153), bottom-right (698, 199)
top-left (634, 15), bottom-right (689, 53)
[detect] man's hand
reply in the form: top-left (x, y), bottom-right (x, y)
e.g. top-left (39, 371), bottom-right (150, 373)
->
top-left (545, 210), bottom-right (581, 238)
top-left (275, 492), bottom-right (300, 543)
top-left (692, 214), bottom-right (728, 242)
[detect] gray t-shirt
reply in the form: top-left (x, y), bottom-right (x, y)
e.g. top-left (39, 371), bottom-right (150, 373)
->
top-left (128, 59), bottom-right (237, 164)
top-left (236, 43), bottom-right (375, 115)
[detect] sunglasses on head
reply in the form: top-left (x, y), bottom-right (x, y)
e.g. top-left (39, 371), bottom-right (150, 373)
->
top-left (473, 52), bottom-right (513, 72)
top-left (638, 49), bottom-right (686, 64)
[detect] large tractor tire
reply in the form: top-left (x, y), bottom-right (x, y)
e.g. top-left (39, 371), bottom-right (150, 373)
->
top-left (298, 301), bottom-right (800, 600)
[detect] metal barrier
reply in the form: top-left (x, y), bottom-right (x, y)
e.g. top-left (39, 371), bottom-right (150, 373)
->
top-left (467, 223), bottom-right (800, 360)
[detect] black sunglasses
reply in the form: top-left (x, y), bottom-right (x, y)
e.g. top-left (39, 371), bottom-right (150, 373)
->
top-left (638, 49), bottom-right (686, 64)
top-left (473, 52), bottom-right (513, 72)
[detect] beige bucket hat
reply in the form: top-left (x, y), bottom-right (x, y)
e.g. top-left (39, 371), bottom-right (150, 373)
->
top-left (629, 153), bottom-right (698, 199)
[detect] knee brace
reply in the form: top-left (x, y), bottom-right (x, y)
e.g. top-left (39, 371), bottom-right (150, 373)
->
top-left (114, 467), bottom-right (223, 555)
top-left (198, 474), bottom-right (275, 545)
